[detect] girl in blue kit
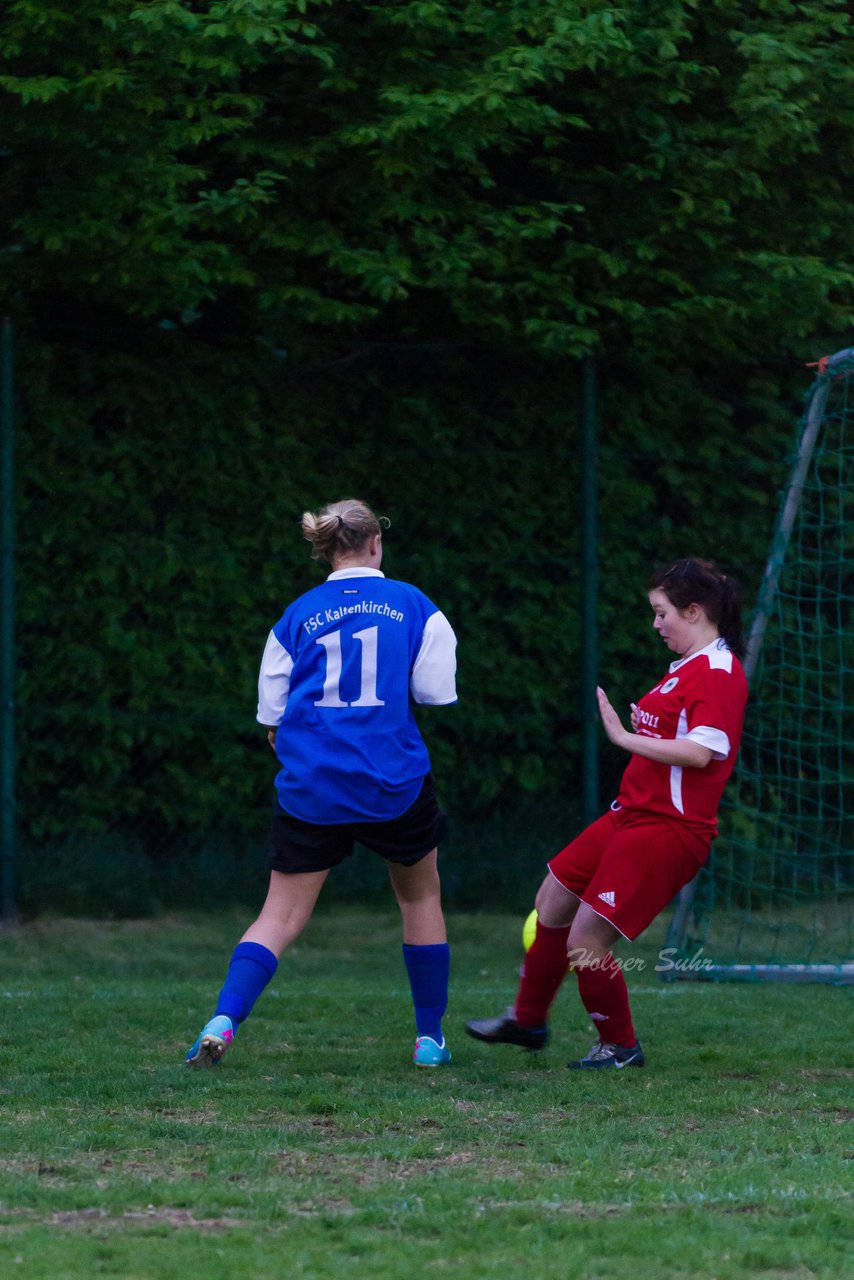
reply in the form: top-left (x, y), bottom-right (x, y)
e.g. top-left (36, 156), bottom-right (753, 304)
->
top-left (186, 499), bottom-right (458, 1069)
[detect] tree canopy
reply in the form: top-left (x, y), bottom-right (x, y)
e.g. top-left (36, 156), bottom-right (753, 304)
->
top-left (2, 1), bottom-right (852, 356)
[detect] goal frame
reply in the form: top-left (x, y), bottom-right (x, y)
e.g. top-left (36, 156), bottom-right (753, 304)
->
top-left (663, 344), bottom-right (854, 985)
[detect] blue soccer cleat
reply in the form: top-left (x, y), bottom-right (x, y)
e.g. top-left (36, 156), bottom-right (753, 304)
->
top-left (185, 1015), bottom-right (236, 1068)
top-left (413, 1035), bottom-right (452, 1068)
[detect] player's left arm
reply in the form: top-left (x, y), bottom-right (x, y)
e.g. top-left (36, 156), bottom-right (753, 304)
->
top-left (410, 611), bottom-right (458, 705)
top-left (597, 687), bottom-right (713, 768)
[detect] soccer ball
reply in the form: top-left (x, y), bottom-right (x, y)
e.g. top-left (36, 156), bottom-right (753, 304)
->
top-left (522, 908), bottom-right (538, 952)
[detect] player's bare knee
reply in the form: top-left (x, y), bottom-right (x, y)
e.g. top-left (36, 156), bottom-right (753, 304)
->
top-left (535, 876), bottom-right (578, 926)
top-left (567, 938), bottom-right (609, 968)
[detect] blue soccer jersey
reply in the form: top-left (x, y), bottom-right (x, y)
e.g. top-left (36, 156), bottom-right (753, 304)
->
top-left (257, 568), bottom-right (457, 823)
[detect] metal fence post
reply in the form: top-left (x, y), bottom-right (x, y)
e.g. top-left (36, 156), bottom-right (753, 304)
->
top-left (1, 317), bottom-right (16, 922)
top-left (580, 354), bottom-right (599, 826)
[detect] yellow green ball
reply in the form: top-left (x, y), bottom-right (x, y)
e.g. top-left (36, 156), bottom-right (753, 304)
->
top-left (522, 908), bottom-right (538, 952)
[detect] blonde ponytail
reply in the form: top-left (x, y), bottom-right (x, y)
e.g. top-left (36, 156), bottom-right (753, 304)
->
top-left (301, 499), bottom-right (386, 563)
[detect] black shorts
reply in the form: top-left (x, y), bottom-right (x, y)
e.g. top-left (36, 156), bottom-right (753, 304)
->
top-left (266, 774), bottom-right (449, 875)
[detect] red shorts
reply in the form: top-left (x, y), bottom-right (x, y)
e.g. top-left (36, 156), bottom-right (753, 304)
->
top-left (548, 806), bottom-right (711, 941)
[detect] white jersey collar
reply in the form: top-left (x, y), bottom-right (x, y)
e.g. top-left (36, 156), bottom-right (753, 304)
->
top-left (326, 567), bottom-right (386, 581)
top-left (669, 636), bottom-right (729, 673)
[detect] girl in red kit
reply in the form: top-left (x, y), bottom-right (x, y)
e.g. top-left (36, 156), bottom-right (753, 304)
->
top-left (466, 558), bottom-right (747, 1069)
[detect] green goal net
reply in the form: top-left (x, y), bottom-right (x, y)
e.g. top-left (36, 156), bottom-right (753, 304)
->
top-left (667, 346), bottom-right (854, 984)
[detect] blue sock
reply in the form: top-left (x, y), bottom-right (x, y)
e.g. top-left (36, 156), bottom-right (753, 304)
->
top-left (402, 943), bottom-right (450, 1042)
top-left (215, 942), bottom-right (278, 1024)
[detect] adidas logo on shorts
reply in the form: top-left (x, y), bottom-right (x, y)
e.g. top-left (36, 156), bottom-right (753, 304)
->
top-left (598, 890), bottom-right (616, 907)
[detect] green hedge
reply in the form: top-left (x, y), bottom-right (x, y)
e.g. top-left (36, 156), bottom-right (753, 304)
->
top-left (5, 0), bottom-right (853, 912)
top-left (14, 328), bottom-right (807, 913)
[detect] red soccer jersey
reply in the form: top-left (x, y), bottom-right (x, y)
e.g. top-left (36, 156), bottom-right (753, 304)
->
top-left (615, 638), bottom-right (748, 836)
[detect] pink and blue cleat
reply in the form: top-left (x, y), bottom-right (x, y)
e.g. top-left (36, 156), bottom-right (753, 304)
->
top-left (185, 1015), bottom-right (236, 1068)
top-left (413, 1035), bottom-right (452, 1068)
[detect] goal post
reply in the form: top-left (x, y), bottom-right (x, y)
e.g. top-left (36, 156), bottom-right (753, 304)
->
top-left (663, 345), bottom-right (854, 985)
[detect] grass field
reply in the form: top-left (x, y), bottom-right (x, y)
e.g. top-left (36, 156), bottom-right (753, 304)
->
top-left (1, 908), bottom-right (851, 1279)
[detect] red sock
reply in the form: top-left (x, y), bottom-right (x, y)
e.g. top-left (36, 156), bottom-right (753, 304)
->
top-left (514, 921), bottom-right (571, 1027)
top-left (575, 953), bottom-right (636, 1047)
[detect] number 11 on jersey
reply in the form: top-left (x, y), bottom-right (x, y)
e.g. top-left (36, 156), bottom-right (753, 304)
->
top-left (314, 626), bottom-right (385, 708)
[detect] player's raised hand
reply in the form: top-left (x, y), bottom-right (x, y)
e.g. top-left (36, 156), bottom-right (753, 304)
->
top-left (596, 686), bottom-right (630, 748)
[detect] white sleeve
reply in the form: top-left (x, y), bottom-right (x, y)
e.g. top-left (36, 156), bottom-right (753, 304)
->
top-left (256, 630), bottom-right (294, 726)
top-left (410, 612), bottom-right (457, 705)
top-left (685, 725), bottom-right (731, 761)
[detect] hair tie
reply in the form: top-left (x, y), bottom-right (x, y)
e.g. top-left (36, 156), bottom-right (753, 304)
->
top-left (336, 515), bottom-right (344, 528)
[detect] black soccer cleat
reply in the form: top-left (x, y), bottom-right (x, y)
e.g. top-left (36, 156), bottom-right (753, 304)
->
top-left (567, 1039), bottom-right (645, 1070)
top-left (465, 1008), bottom-right (549, 1051)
